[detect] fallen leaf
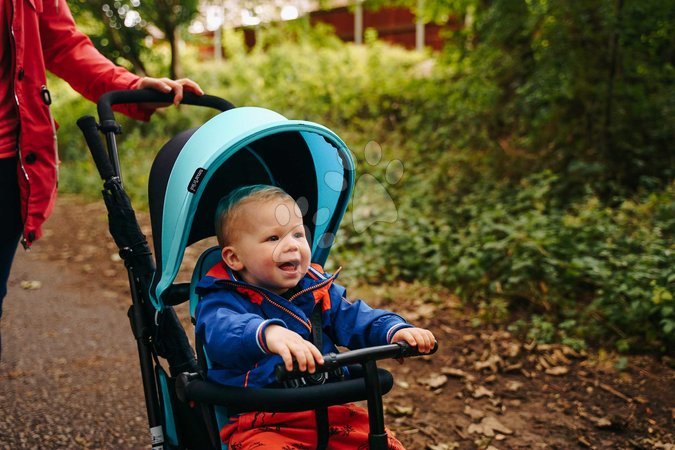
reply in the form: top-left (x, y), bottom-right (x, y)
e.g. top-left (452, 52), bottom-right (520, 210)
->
top-left (472, 385), bottom-right (494, 399)
top-left (474, 354), bottom-right (503, 373)
top-left (442, 367), bottom-right (467, 378)
top-left (419, 374), bottom-right (448, 390)
top-left (463, 405), bottom-right (486, 420)
top-left (426, 443), bottom-right (459, 450)
top-left (594, 417), bottom-right (612, 429)
top-left (538, 356), bottom-right (552, 370)
top-left (467, 423), bottom-right (486, 436)
top-left (467, 416), bottom-right (513, 437)
top-left (481, 416), bottom-right (513, 435)
top-left (504, 363), bottom-right (523, 372)
top-left (506, 380), bottom-right (523, 392)
top-left (561, 345), bottom-right (581, 358)
top-left (388, 404), bottom-right (414, 417)
top-left (441, 367), bottom-right (476, 382)
top-left (546, 366), bottom-right (569, 376)
top-left (20, 280), bottom-right (42, 290)
top-left (505, 342), bottom-right (521, 358)
top-left (551, 348), bottom-right (572, 365)
top-left (578, 435), bottom-right (592, 447)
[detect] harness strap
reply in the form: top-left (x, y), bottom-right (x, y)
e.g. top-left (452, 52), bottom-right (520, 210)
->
top-left (310, 304), bottom-right (329, 450)
top-left (310, 303), bottom-right (323, 351)
top-left (314, 407), bottom-right (329, 450)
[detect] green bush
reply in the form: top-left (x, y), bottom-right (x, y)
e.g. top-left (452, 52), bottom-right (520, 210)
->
top-left (336, 171), bottom-right (674, 352)
top-left (49, 30), bottom-right (673, 352)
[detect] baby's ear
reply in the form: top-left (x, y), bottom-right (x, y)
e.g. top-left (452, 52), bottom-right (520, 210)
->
top-left (221, 246), bottom-right (243, 271)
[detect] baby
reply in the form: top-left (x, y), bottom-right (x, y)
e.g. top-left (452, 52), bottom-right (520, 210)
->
top-left (195, 184), bottom-right (436, 449)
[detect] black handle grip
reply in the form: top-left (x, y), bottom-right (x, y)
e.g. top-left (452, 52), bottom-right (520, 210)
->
top-left (97, 89), bottom-right (234, 124)
top-left (275, 341), bottom-right (438, 382)
top-left (76, 115), bottom-right (115, 181)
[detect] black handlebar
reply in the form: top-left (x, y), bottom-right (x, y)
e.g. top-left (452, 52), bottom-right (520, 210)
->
top-left (77, 89), bottom-right (235, 180)
top-left (97, 89), bottom-right (234, 129)
top-left (275, 341), bottom-right (438, 382)
top-left (98, 88), bottom-right (234, 115)
top-left (76, 115), bottom-right (116, 181)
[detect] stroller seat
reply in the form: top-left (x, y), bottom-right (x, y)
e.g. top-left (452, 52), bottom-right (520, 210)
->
top-left (185, 246), bottom-right (394, 449)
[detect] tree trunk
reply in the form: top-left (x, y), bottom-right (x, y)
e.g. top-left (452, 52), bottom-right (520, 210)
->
top-left (167, 26), bottom-right (182, 79)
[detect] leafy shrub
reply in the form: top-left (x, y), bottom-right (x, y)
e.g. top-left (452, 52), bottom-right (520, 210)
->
top-left (337, 171), bottom-right (674, 352)
top-left (49, 31), bottom-right (673, 352)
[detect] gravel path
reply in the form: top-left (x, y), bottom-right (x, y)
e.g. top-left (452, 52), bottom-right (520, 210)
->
top-left (0, 241), bottom-right (149, 449)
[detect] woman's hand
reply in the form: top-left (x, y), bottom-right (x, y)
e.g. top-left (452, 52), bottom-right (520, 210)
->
top-left (137, 77), bottom-right (204, 105)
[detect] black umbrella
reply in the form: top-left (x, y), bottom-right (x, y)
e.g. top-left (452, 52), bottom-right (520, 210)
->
top-left (78, 115), bottom-right (198, 376)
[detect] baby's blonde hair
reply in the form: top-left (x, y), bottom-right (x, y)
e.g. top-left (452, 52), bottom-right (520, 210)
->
top-left (215, 185), bottom-right (293, 247)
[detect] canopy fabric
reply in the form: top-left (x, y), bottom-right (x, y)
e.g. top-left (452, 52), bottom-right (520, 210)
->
top-left (148, 107), bottom-right (355, 310)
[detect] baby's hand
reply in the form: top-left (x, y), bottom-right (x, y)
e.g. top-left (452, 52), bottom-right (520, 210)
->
top-left (264, 324), bottom-right (324, 373)
top-left (391, 327), bottom-right (436, 354)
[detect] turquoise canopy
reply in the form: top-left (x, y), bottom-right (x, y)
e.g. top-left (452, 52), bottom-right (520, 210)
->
top-left (147, 107), bottom-right (355, 310)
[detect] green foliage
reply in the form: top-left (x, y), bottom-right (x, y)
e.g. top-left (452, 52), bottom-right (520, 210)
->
top-left (430, 0), bottom-right (675, 198)
top-left (206, 29), bottom-right (427, 136)
top-left (51, 13), bottom-right (673, 353)
top-left (338, 170), bottom-right (674, 352)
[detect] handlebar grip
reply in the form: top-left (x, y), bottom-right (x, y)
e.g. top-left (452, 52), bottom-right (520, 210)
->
top-left (76, 115), bottom-right (115, 181)
top-left (275, 341), bottom-right (438, 382)
top-left (97, 89), bottom-right (235, 124)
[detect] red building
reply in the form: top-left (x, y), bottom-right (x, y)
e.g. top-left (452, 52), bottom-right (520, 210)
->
top-left (309, 5), bottom-right (457, 51)
top-left (236, 4), bottom-right (458, 52)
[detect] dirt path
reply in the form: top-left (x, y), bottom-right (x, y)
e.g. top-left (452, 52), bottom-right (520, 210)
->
top-left (0, 206), bottom-right (146, 449)
top-left (1, 195), bottom-right (673, 450)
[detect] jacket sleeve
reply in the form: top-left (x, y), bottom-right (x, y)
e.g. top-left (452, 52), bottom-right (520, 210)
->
top-left (38, 0), bottom-right (153, 121)
top-left (326, 283), bottom-right (413, 349)
top-left (195, 289), bottom-right (285, 372)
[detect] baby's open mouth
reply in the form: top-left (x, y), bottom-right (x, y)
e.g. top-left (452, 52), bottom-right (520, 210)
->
top-left (278, 261), bottom-right (298, 272)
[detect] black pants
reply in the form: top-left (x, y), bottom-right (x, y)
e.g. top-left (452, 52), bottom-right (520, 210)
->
top-left (0, 156), bottom-right (22, 318)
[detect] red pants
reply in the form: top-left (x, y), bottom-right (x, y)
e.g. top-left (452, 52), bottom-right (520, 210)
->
top-left (220, 403), bottom-right (405, 449)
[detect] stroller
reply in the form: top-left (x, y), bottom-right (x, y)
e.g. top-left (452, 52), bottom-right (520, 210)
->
top-left (77, 89), bottom-right (436, 450)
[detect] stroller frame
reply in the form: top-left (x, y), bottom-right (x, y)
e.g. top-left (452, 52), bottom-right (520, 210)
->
top-left (77, 89), bottom-right (436, 450)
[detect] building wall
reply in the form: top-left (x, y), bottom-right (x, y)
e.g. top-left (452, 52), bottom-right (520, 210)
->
top-left (310, 5), bottom-right (457, 50)
top-left (208, 5), bottom-right (459, 56)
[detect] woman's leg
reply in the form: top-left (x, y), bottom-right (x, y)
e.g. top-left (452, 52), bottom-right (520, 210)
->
top-left (0, 156), bottom-right (22, 318)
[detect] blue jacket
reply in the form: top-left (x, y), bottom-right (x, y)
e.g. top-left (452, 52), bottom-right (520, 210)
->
top-left (194, 262), bottom-right (412, 388)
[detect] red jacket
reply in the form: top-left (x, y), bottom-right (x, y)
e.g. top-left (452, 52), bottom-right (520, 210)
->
top-left (10, 0), bottom-right (151, 247)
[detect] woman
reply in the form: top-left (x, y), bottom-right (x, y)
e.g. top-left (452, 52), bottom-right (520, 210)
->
top-left (0, 0), bottom-right (203, 356)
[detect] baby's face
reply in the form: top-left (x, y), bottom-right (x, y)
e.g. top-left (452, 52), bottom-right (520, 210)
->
top-left (226, 198), bottom-right (311, 294)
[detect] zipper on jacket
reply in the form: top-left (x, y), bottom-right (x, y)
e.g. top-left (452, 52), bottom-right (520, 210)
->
top-left (217, 280), bottom-right (312, 332)
top-left (8, 0), bottom-right (31, 248)
top-left (288, 268), bottom-right (341, 302)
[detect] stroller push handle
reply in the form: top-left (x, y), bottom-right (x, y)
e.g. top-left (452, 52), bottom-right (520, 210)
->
top-left (275, 341), bottom-right (439, 382)
top-left (76, 115), bottom-right (116, 181)
top-left (97, 89), bottom-right (234, 128)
